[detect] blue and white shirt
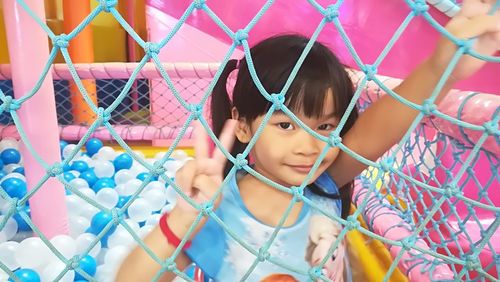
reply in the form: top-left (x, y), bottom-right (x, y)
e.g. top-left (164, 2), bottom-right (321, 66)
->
top-left (185, 171), bottom-right (351, 281)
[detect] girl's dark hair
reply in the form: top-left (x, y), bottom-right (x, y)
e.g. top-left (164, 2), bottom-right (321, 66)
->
top-left (211, 34), bottom-right (358, 219)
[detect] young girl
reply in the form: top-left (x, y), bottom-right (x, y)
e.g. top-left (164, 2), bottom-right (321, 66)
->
top-left (118, 1), bottom-right (499, 281)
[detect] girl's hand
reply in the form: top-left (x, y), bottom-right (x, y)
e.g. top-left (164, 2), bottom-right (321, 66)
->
top-left (171, 120), bottom-right (237, 219)
top-left (430, 0), bottom-right (500, 82)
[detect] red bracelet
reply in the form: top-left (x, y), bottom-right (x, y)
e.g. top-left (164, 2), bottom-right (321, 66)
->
top-left (159, 212), bottom-right (192, 250)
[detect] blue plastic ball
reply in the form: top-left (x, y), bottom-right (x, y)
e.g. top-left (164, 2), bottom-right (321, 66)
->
top-left (59, 140), bottom-right (68, 154)
top-left (79, 169), bottom-right (98, 186)
top-left (136, 172), bottom-right (158, 181)
top-left (63, 172), bottom-right (76, 182)
top-left (62, 163), bottom-right (71, 172)
top-left (0, 170), bottom-right (7, 180)
top-left (71, 161), bottom-right (89, 173)
top-left (116, 195), bottom-right (131, 209)
top-left (85, 138), bottom-right (103, 157)
top-left (9, 268), bottom-right (40, 282)
top-left (92, 177), bottom-right (115, 192)
top-left (1, 177), bottom-right (27, 198)
top-left (1, 148), bottom-right (21, 165)
top-left (90, 211), bottom-right (116, 235)
top-left (14, 205), bottom-right (31, 231)
top-left (12, 166), bottom-right (24, 175)
top-left (0, 159), bottom-right (4, 171)
top-left (74, 255), bottom-right (97, 280)
top-left (113, 153), bottom-right (133, 171)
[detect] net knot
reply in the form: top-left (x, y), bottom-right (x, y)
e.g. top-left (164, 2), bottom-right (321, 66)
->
top-left (324, 4), bottom-right (340, 22)
top-left (456, 39), bottom-right (473, 54)
top-left (200, 202), bottom-right (214, 216)
top-left (52, 34), bottom-right (69, 48)
top-left (69, 255), bottom-right (81, 269)
top-left (328, 131), bottom-right (342, 147)
top-left (483, 120), bottom-right (499, 136)
top-left (308, 266), bottom-right (323, 280)
top-left (400, 236), bottom-right (416, 251)
top-left (2, 96), bottom-right (21, 112)
top-left (409, 0), bottom-right (429, 16)
top-left (97, 107), bottom-right (111, 123)
top-left (444, 184), bottom-right (460, 198)
top-left (234, 153), bottom-right (248, 169)
top-left (189, 103), bottom-right (202, 120)
top-left (48, 163), bottom-right (64, 177)
top-left (291, 186), bottom-right (304, 202)
top-left (257, 247), bottom-right (270, 262)
top-left (421, 99), bottom-right (437, 115)
top-left (270, 93), bottom-right (285, 110)
top-left (144, 42), bottom-right (160, 56)
top-left (233, 29), bottom-right (249, 46)
top-left (194, 0), bottom-right (207, 9)
top-left (111, 208), bottom-right (122, 225)
top-left (164, 258), bottom-right (177, 272)
top-left (379, 157), bottom-right (394, 173)
top-left (362, 64), bottom-right (377, 81)
top-left (465, 255), bottom-right (481, 271)
top-left (345, 215), bottom-right (360, 230)
top-left (152, 161), bottom-right (167, 176)
top-left (99, 0), bottom-right (118, 12)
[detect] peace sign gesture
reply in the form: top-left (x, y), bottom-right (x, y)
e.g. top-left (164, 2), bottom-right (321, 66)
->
top-left (173, 120), bottom-right (237, 217)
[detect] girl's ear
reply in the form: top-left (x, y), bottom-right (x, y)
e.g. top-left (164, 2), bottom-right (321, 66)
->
top-left (232, 107), bottom-right (252, 143)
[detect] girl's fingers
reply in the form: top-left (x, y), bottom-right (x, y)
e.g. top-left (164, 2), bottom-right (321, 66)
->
top-left (194, 120), bottom-right (210, 160)
top-left (212, 119), bottom-right (238, 165)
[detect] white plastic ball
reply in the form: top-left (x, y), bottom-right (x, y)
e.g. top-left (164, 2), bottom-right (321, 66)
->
top-left (114, 169), bottom-right (134, 185)
top-left (127, 198), bottom-right (152, 222)
top-left (68, 216), bottom-right (90, 238)
top-left (15, 237), bottom-right (51, 269)
top-left (69, 178), bottom-right (89, 190)
top-left (107, 228), bottom-right (134, 249)
top-left (50, 234), bottom-right (76, 260)
top-left (142, 189), bottom-right (167, 212)
top-left (163, 160), bottom-right (183, 173)
top-left (3, 172), bottom-right (25, 181)
top-left (0, 138), bottom-right (19, 152)
top-left (160, 203), bottom-right (176, 214)
top-left (76, 233), bottom-right (101, 258)
top-left (122, 179), bottom-right (143, 196)
top-left (4, 164), bottom-right (22, 174)
top-left (95, 265), bottom-right (113, 282)
top-left (104, 245), bottom-right (129, 269)
top-left (42, 261), bottom-right (75, 282)
top-left (62, 144), bottom-right (79, 160)
top-left (66, 195), bottom-right (84, 216)
top-left (144, 213), bottom-right (161, 226)
top-left (164, 186), bottom-right (179, 204)
top-left (0, 215), bottom-right (18, 241)
top-left (171, 150), bottom-right (189, 161)
top-left (154, 152), bottom-right (166, 160)
top-left (95, 147), bottom-right (116, 161)
top-left (0, 241), bottom-right (20, 270)
top-left (96, 188), bottom-right (119, 209)
top-left (93, 161), bottom-right (115, 178)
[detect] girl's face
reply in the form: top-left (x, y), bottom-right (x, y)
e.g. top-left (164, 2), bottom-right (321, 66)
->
top-left (236, 90), bottom-right (340, 187)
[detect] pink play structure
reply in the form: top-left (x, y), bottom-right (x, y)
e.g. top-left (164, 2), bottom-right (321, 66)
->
top-left (0, 0), bottom-right (498, 280)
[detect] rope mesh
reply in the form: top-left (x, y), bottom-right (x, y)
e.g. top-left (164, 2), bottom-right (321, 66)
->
top-left (0, 0), bottom-right (498, 281)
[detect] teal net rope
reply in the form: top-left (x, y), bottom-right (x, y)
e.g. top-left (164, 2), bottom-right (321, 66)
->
top-left (0, 0), bottom-right (498, 281)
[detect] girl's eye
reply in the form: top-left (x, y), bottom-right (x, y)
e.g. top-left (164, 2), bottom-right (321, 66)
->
top-left (318, 124), bottom-right (335, 131)
top-left (278, 122), bottom-right (294, 130)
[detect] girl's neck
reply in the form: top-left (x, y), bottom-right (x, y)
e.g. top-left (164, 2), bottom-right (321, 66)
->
top-left (237, 171), bottom-right (304, 227)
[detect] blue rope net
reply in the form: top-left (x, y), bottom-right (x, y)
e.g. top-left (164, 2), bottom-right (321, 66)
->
top-left (0, 0), bottom-right (498, 281)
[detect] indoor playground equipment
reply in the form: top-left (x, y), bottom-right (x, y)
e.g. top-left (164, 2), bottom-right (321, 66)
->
top-left (0, 0), bottom-right (498, 281)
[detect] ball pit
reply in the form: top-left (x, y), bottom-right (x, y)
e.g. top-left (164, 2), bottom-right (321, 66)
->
top-left (0, 138), bottom-right (188, 281)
